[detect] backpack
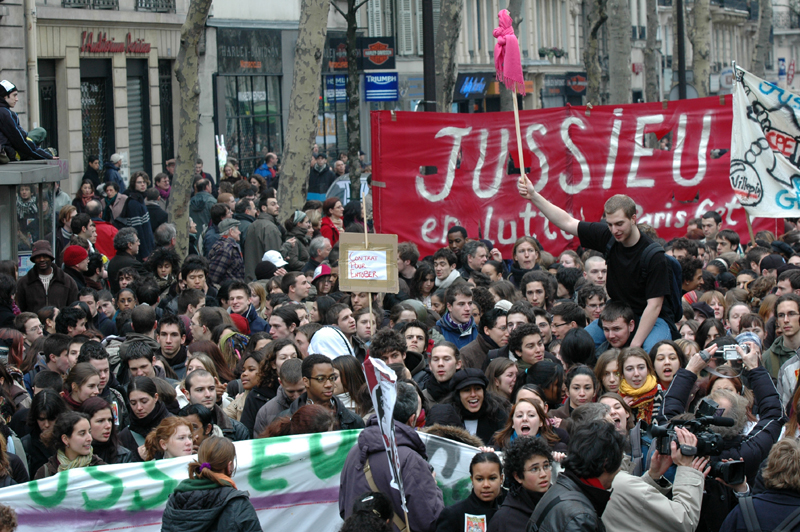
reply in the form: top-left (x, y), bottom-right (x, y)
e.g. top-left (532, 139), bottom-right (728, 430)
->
top-left (737, 495), bottom-right (800, 532)
top-left (605, 239), bottom-right (682, 325)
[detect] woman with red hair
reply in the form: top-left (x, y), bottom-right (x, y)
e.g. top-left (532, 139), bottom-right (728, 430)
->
top-left (260, 404), bottom-right (338, 438)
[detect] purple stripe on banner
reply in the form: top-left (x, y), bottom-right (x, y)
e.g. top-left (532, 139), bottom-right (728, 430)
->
top-left (17, 488), bottom-right (340, 530)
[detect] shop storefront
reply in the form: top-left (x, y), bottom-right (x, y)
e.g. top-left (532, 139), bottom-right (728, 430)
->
top-left (36, 23), bottom-right (181, 188)
top-left (214, 28), bottom-right (283, 177)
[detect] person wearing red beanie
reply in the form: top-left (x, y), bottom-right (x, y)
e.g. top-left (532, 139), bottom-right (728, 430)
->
top-left (63, 245), bottom-right (89, 290)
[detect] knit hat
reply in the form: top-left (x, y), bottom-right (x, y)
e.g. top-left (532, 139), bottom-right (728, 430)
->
top-left (30, 240), bottom-right (55, 261)
top-left (218, 218), bottom-right (240, 234)
top-left (63, 245), bottom-right (89, 267)
top-left (735, 331), bottom-right (762, 351)
top-left (229, 313), bottom-right (250, 336)
top-left (0, 80), bottom-right (17, 98)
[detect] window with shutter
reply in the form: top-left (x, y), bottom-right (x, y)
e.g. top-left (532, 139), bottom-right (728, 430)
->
top-left (368, 0), bottom-right (384, 36)
top-left (416, 0), bottom-right (441, 55)
top-left (399, 0), bottom-right (415, 55)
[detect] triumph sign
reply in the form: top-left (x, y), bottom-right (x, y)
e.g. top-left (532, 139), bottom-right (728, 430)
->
top-left (365, 72), bottom-right (398, 101)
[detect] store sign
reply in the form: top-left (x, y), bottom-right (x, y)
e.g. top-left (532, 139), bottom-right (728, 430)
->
top-left (80, 32), bottom-right (151, 54)
top-left (454, 73), bottom-right (490, 100)
top-left (543, 75), bottom-right (566, 96)
top-left (566, 72), bottom-right (588, 96)
top-left (361, 38), bottom-right (396, 69)
top-left (365, 72), bottom-right (398, 101)
top-left (217, 28), bottom-right (281, 75)
top-left (325, 75), bottom-right (348, 101)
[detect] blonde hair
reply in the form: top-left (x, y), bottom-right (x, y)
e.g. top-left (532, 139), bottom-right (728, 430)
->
top-left (306, 210), bottom-right (321, 230)
top-left (249, 282), bottom-right (267, 313)
top-left (186, 352), bottom-right (220, 381)
top-left (699, 290), bottom-right (727, 320)
top-left (762, 438), bottom-right (800, 491)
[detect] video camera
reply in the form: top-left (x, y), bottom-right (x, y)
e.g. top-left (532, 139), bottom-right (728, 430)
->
top-left (650, 398), bottom-right (745, 484)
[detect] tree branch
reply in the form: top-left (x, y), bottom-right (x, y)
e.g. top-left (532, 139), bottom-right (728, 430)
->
top-left (354, 0), bottom-right (370, 11)
top-left (330, 1), bottom-right (347, 19)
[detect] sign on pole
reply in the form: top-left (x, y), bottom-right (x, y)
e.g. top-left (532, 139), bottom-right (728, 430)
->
top-left (338, 232), bottom-right (399, 294)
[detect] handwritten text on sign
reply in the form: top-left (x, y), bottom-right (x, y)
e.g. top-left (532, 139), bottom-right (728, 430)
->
top-left (347, 250), bottom-right (388, 280)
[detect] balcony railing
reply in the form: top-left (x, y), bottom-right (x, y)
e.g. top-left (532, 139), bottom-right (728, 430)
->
top-left (136, 0), bottom-right (175, 13)
top-left (62, 0), bottom-right (118, 9)
top-left (774, 11), bottom-right (800, 29)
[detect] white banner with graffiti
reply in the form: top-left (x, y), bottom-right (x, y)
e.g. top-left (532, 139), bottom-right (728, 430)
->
top-left (730, 67), bottom-right (800, 216)
top-left (0, 430), bottom-right (478, 532)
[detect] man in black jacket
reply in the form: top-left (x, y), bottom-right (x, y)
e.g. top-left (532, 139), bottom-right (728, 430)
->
top-left (279, 354), bottom-right (365, 430)
top-left (528, 420), bottom-right (624, 532)
top-left (0, 80), bottom-right (53, 160)
top-left (107, 228), bottom-right (147, 294)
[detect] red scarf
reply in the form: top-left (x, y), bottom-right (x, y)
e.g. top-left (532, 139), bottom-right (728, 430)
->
top-left (579, 477), bottom-right (606, 490)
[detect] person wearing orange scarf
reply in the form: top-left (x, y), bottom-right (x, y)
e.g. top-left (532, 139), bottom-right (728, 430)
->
top-left (617, 347), bottom-right (663, 424)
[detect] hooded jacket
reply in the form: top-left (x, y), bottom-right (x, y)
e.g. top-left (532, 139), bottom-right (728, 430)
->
top-left (763, 334), bottom-right (798, 379)
top-left (15, 264), bottom-right (79, 313)
top-left (91, 217), bottom-right (118, 259)
top-left (161, 478), bottom-right (261, 532)
top-left (308, 326), bottom-right (355, 359)
top-left (435, 314), bottom-right (478, 349)
top-left (252, 385), bottom-right (295, 437)
top-left (660, 366), bottom-right (785, 482)
top-left (339, 417), bottom-right (444, 532)
top-left (404, 350), bottom-right (432, 389)
top-left (0, 100), bottom-right (53, 160)
top-left (280, 225), bottom-right (311, 272)
top-left (243, 212), bottom-right (283, 282)
top-left (283, 392), bottom-right (365, 431)
top-left (777, 353), bottom-right (799, 408)
top-left (117, 333), bottom-right (161, 365)
top-left (189, 191), bottom-right (216, 233)
top-left (103, 162), bottom-right (126, 193)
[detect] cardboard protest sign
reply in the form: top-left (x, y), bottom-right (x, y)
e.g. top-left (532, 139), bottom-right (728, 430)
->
top-left (0, 430), bottom-right (478, 532)
top-left (339, 232), bottom-right (399, 294)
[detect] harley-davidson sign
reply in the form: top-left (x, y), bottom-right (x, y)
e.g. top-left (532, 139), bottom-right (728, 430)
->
top-left (363, 41), bottom-right (393, 67)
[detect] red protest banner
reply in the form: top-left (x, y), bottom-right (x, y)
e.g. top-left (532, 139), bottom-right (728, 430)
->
top-left (371, 97), bottom-right (775, 257)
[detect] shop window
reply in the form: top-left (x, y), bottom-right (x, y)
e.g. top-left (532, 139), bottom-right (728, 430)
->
top-left (221, 75), bottom-right (282, 177)
top-left (159, 60), bottom-right (175, 164)
top-left (80, 59), bottom-right (115, 169)
top-left (38, 59), bottom-right (58, 155)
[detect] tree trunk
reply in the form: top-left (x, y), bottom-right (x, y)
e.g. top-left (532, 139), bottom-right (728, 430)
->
top-left (606, 0), bottom-right (631, 103)
top-left (751, 0), bottom-right (772, 76)
top-left (277, 0), bottom-right (329, 212)
top-left (644, 0), bottom-right (659, 102)
top-left (692, 0), bottom-right (711, 96)
top-left (170, 0), bottom-right (213, 258)
top-left (435, 0), bottom-right (463, 111)
top-left (499, 0), bottom-right (523, 112)
top-left (583, 0), bottom-right (608, 104)
top-left (345, 3), bottom-right (362, 201)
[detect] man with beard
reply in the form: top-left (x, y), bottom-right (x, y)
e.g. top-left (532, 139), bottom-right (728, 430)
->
top-left (16, 240), bottom-right (78, 312)
top-left (243, 194), bottom-right (283, 281)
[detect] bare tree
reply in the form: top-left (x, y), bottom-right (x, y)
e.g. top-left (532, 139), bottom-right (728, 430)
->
top-left (583, 0), bottom-right (608, 104)
top-left (169, 0), bottom-right (213, 257)
top-left (643, 0), bottom-right (659, 102)
top-left (691, 0), bottom-right (711, 96)
top-left (330, 0), bottom-right (368, 200)
top-left (435, 0), bottom-right (464, 111)
top-left (606, 0), bottom-right (632, 103)
top-left (499, 0), bottom-right (523, 112)
top-left (277, 0), bottom-right (330, 211)
top-left (751, 0), bottom-right (772, 76)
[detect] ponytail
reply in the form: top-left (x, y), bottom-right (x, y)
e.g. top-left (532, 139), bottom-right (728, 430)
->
top-left (187, 436), bottom-right (236, 488)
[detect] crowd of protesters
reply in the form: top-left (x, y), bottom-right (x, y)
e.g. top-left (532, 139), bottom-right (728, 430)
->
top-left (0, 158), bottom-right (799, 532)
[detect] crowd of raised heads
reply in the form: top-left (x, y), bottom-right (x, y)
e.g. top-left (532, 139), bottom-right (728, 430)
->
top-left (1, 159), bottom-right (800, 532)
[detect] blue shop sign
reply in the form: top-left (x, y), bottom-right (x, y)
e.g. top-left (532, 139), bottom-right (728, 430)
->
top-left (364, 72), bottom-right (398, 101)
top-left (454, 73), bottom-right (490, 100)
top-left (325, 75), bottom-right (348, 101)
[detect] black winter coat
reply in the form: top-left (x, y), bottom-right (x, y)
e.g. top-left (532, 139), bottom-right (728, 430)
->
top-left (437, 490), bottom-right (501, 532)
top-left (282, 392), bottom-right (365, 431)
top-left (161, 479), bottom-right (261, 532)
top-left (487, 489), bottom-right (543, 532)
top-left (15, 265), bottom-right (79, 313)
top-left (719, 489), bottom-right (800, 532)
top-left (527, 471), bottom-right (610, 532)
top-left (239, 383), bottom-right (277, 436)
top-left (20, 433), bottom-right (53, 476)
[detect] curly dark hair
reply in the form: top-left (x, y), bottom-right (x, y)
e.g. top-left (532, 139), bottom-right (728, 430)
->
top-left (145, 246), bottom-right (181, 275)
top-left (257, 338), bottom-right (301, 390)
top-left (503, 435), bottom-right (553, 496)
top-left (369, 329), bottom-right (407, 359)
top-left (508, 323), bottom-right (542, 357)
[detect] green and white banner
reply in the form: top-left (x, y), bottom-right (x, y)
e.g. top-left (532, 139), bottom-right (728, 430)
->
top-left (0, 430), bottom-right (479, 531)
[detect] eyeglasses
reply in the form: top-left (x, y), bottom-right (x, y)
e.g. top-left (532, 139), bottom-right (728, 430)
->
top-left (586, 303), bottom-right (605, 310)
top-left (310, 374), bottom-right (338, 383)
top-left (526, 463), bottom-right (552, 474)
top-left (27, 324), bottom-right (43, 332)
top-left (552, 322), bottom-right (568, 328)
top-left (777, 311), bottom-right (800, 320)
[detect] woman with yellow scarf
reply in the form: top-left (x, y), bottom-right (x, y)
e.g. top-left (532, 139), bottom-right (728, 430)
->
top-left (617, 347), bottom-right (663, 424)
top-left (33, 411), bottom-right (106, 479)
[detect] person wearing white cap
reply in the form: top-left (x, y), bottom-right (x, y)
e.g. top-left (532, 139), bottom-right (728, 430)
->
top-left (243, 194), bottom-right (283, 281)
top-left (207, 218), bottom-right (244, 286)
top-left (103, 153), bottom-right (126, 194)
top-left (0, 80), bottom-right (54, 161)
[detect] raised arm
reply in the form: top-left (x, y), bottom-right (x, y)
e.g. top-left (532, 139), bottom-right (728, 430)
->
top-left (517, 175), bottom-right (580, 236)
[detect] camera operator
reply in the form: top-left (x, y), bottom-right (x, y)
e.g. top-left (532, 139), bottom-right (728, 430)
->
top-left (660, 338), bottom-right (785, 483)
top-left (603, 426), bottom-right (709, 532)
